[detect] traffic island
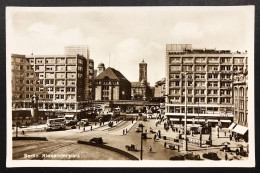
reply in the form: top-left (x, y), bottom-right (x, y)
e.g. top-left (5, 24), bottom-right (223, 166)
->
top-left (78, 140), bottom-right (139, 160)
top-left (12, 136), bottom-right (48, 141)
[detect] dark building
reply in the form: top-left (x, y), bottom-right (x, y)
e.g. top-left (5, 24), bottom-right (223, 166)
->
top-left (94, 67), bottom-right (131, 100)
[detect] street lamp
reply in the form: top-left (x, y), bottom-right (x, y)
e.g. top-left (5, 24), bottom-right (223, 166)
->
top-left (140, 123), bottom-right (144, 160)
top-left (181, 72), bottom-right (188, 151)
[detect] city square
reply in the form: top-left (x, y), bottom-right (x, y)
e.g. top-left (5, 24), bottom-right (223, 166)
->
top-left (7, 6), bottom-right (253, 167)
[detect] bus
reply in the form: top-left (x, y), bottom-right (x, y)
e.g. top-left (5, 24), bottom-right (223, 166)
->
top-left (46, 118), bottom-right (66, 131)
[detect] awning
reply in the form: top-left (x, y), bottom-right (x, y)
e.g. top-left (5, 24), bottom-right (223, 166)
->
top-left (64, 115), bottom-right (74, 118)
top-left (232, 124), bottom-right (248, 135)
top-left (228, 123), bottom-right (237, 130)
top-left (220, 120), bottom-right (232, 123)
top-left (170, 118), bottom-right (180, 121)
top-left (208, 119), bottom-right (218, 122)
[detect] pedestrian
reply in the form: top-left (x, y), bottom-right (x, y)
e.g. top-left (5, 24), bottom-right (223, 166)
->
top-left (177, 145), bottom-right (180, 152)
top-left (149, 146), bottom-right (152, 152)
top-left (236, 148), bottom-right (239, 155)
top-left (224, 131), bottom-right (226, 136)
top-left (90, 125), bottom-right (92, 131)
top-left (132, 119), bottom-right (133, 124)
top-left (164, 141), bottom-right (167, 148)
top-left (154, 134), bottom-right (157, 141)
top-left (123, 129), bottom-right (125, 135)
top-left (229, 134), bottom-right (232, 141)
top-left (22, 130), bottom-right (25, 135)
top-left (126, 128), bottom-right (128, 133)
top-left (225, 153), bottom-right (228, 161)
top-left (83, 126), bottom-right (85, 132)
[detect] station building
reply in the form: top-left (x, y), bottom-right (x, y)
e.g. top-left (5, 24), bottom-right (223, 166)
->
top-left (165, 44), bottom-right (248, 127)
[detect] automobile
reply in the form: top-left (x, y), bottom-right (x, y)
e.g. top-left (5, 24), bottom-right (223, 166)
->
top-left (80, 119), bottom-right (89, 126)
top-left (220, 146), bottom-right (231, 152)
top-left (135, 127), bottom-right (142, 132)
top-left (169, 155), bottom-right (185, 160)
top-left (202, 152), bottom-right (220, 160)
top-left (184, 153), bottom-right (200, 160)
top-left (138, 123), bottom-right (144, 127)
top-left (125, 144), bottom-right (137, 151)
top-left (89, 137), bottom-right (103, 144)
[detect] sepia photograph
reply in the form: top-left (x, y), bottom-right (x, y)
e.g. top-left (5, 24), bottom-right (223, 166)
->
top-left (6, 6), bottom-right (255, 167)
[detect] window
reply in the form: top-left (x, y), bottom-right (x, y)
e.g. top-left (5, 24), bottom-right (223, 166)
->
top-left (175, 81), bottom-right (179, 86)
top-left (188, 90), bottom-right (192, 94)
top-left (213, 90), bottom-right (218, 94)
top-left (240, 101), bottom-right (244, 109)
top-left (239, 88), bottom-right (244, 97)
top-left (188, 97), bottom-right (192, 102)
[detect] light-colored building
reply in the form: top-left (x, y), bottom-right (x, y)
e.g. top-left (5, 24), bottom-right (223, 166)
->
top-left (11, 53), bottom-right (94, 118)
top-left (165, 44), bottom-right (248, 126)
top-left (64, 45), bottom-right (94, 100)
top-left (232, 71), bottom-right (248, 141)
top-left (94, 67), bottom-right (131, 101)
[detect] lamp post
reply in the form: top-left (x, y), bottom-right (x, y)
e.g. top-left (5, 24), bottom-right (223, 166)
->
top-left (140, 124), bottom-right (144, 160)
top-left (182, 72), bottom-right (188, 151)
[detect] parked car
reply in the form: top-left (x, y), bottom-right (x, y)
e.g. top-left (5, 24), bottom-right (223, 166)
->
top-left (89, 137), bottom-right (103, 144)
top-left (202, 152), bottom-right (220, 160)
top-left (220, 146), bottom-right (231, 152)
top-left (169, 155), bottom-right (185, 160)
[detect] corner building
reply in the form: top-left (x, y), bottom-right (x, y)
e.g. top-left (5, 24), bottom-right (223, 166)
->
top-left (11, 53), bottom-right (94, 118)
top-left (165, 44), bottom-right (248, 126)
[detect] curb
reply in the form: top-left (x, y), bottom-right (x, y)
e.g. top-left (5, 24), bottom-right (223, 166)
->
top-left (78, 140), bottom-right (139, 160)
top-left (12, 136), bottom-right (48, 141)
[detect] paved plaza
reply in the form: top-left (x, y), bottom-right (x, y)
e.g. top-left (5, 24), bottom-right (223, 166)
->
top-left (12, 115), bottom-right (249, 161)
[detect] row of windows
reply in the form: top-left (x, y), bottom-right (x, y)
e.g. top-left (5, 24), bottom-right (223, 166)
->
top-left (24, 79), bottom-right (76, 85)
top-left (27, 58), bottom-right (77, 64)
top-left (169, 65), bottom-right (244, 72)
top-left (25, 94), bottom-right (76, 100)
top-left (169, 57), bottom-right (246, 64)
top-left (169, 97), bottom-right (231, 103)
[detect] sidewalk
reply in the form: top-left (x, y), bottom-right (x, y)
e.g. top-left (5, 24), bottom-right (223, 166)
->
top-left (151, 120), bottom-right (249, 160)
top-left (109, 120), bottom-right (138, 135)
top-left (81, 120), bottom-right (124, 132)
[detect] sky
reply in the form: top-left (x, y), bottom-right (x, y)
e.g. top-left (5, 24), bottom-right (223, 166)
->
top-left (6, 7), bottom-right (254, 85)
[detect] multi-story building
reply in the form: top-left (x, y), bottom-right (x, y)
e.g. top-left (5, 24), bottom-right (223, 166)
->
top-left (94, 67), bottom-right (131, 101)
top-left (165, 44), bottom-right (248, 127)
top-left (232, 71), bottom-right (248, 141)
top-left (131, 60), bottom-right (153, 100)
top-left (11, 53), bottom-right (94, 118)
top-left (64, 45), bottom-right (94, 100)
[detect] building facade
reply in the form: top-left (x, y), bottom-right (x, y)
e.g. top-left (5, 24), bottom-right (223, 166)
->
top-left (154, 78), bottom-right (166, 97)
top-left (94, 67), bottom-right (131, 101)
top-left (232, 71), bottom-right (248, 141)
top-left (165, 44), bottom-right (248, 126)
top-left (64, 45), bottom-right (94, 100)
top-left (11, 53), bottom-right (94, 118)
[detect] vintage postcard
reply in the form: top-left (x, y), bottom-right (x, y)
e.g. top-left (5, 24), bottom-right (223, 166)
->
top-left (6, 6), bottom-right (255, 167)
